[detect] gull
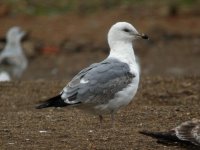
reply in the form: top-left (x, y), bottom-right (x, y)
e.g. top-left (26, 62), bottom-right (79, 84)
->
top-left (36, 22), bottom-right (148, 126)
top-left (0, 71), bottom-right (11, 81)
top-left (0, 26), bottom-right (28, 79)
top-left (140, 119), bottom-right (200, 147)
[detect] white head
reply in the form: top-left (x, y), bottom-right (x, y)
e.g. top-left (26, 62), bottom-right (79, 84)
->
top-left (6, 26), bottom-right (26, 43)
top-left (108, 22), bottom-right (148, 49)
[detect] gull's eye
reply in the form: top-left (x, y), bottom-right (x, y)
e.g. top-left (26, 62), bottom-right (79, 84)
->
top-left (123, 28), bottom-right (131, 32)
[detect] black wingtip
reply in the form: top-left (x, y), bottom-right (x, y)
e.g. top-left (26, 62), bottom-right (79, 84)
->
top-left (139, 130), bottom-right (200, 148)
top-left (35, 94), bottom-right (68, 109)
top-left (139, 130), bottom-right (178, 141)
top-left (35, 103), bottom-right (50, 109)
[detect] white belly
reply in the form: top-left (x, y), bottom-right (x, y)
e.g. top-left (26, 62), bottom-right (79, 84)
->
top-left (94, 73), bottom-right (139, 114)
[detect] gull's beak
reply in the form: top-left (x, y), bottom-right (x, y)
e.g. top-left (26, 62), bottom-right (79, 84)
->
top-left (134, 33), bottom-right (149, 40)
top-left (141, 33), bottom-right (149, 40)
top-left (22, 31), bottom-right (30, 41)
top-left (0, 37), bottom-right (6, 43)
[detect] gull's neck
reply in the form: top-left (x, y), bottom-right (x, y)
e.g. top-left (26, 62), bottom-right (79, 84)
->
top-left (5, 39), bottom-right (23, 54)
top-left (108, 41), bottom-right (136, 64)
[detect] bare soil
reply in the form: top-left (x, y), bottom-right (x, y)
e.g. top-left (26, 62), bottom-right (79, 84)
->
top-left (0, 77), bottom-right (199, 150)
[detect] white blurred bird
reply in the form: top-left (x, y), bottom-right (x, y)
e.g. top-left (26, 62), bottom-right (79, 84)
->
top-left (0, 71), bottom-right (11, 81)
top-left (0, 26), bottom-right (28, 80)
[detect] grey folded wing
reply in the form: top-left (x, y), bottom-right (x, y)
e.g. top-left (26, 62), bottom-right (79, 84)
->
top-left (61, 58), bottom-right (135, 105)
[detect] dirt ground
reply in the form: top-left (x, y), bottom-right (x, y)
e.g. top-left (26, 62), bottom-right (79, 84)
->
top-left (0, 5), bottom-right (200, 150)
top-left (0, 77), bottom-right (199, 150)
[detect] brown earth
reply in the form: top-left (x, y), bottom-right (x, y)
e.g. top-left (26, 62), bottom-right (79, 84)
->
top-left (0, 6), bottom-right (200, 150)
top-left (0, 77), bottom-right (199, 150)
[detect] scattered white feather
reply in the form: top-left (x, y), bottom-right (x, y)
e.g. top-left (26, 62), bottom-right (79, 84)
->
top-left (39, 130), bottom-right (47, 133)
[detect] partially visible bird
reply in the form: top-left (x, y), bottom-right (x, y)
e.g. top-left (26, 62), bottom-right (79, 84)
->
top-left (0, 26), bottom-right (28, 79)
top-left (36, 22), bottom-right (148, 127)
top-left (140, 119), bottom-right (200, 147)
top-left (0, 71), bottom-right (11, 81)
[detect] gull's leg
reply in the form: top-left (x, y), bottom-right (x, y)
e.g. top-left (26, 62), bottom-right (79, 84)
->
top-left (99, 115), bottom-right (103, 128)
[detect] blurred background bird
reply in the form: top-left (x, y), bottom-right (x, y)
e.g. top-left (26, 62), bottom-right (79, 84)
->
top-left (0, 70), bottom-right (10, 81)
top-left (0, 26), bottom-right (28, 81)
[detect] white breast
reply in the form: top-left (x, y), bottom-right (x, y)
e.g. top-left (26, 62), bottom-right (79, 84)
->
top-left (95, 63), bottom-right (140, 114)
